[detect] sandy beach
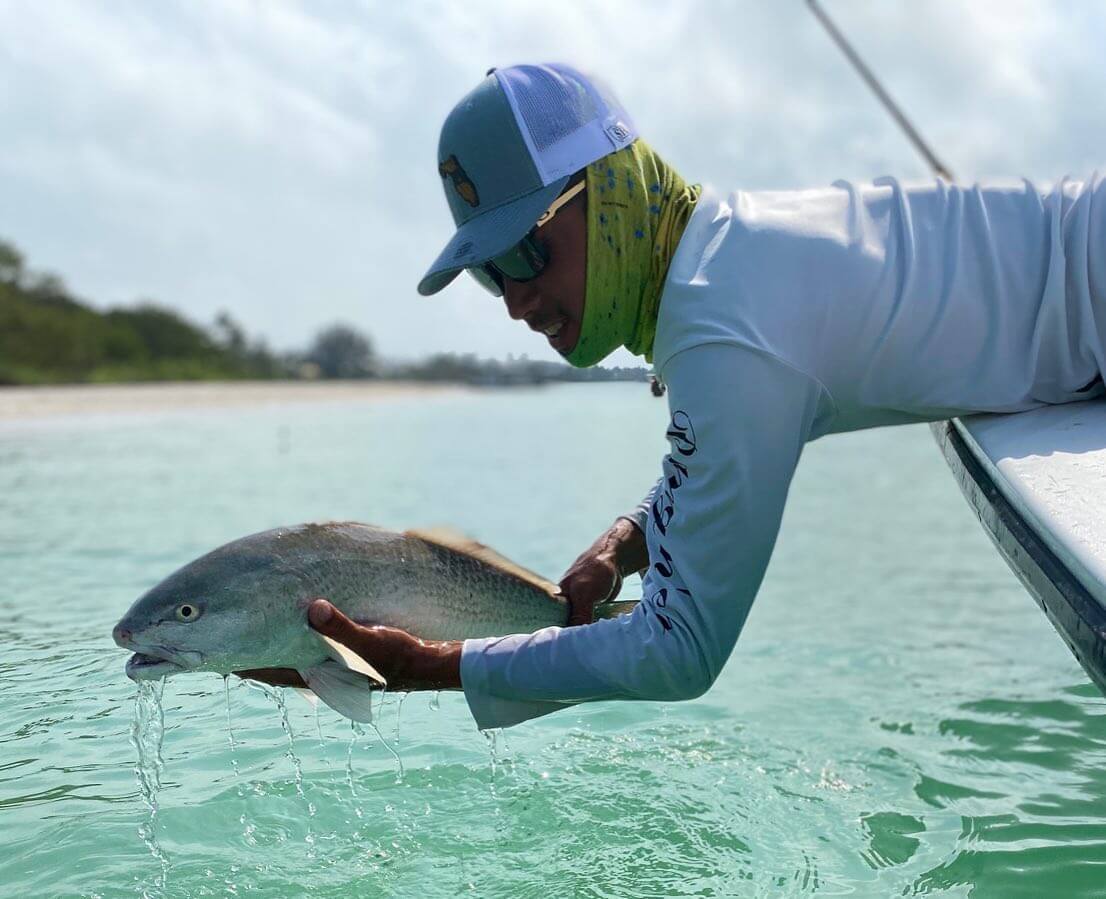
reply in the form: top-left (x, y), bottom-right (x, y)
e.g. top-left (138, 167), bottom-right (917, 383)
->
top-left (0, 380), bottom-right (465, 420)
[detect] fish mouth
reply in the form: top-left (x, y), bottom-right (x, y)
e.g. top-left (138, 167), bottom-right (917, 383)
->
top-left (123, 647), bottom-right (200, 682)
top-left (126, 653), bottom-right (183, 681)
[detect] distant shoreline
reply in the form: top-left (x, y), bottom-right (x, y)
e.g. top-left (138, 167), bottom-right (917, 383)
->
top-left (0, 379), bottom-right (471, 421)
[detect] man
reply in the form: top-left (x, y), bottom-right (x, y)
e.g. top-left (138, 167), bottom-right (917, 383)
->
top-left (302, 62), bottom-right (1106, 730)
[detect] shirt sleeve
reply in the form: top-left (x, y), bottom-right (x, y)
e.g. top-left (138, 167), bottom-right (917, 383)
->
top-left (459, 343), bottom-right (832, 729)
top-left (622, 479), bottom-right (660, 535)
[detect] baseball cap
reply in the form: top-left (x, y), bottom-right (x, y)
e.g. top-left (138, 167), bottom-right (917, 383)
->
top-left (417, 62), bottom-right (637, 297)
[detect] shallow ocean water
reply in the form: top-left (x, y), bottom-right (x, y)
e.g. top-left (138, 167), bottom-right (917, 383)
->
top-left (1, 382), bottom-right (1104, 898)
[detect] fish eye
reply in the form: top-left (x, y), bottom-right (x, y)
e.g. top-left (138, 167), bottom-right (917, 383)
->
top-left (175, 603), bottom-right (201, 622)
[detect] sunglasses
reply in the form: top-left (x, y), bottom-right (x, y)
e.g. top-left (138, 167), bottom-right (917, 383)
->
top-left (467, 180), bottom-right (586, 296)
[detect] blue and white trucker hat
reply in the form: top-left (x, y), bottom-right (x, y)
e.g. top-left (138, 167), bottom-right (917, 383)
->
top-left (417, 63), bottom-right (637, 296)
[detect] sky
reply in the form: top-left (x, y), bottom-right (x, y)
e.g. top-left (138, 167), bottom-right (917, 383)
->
top-left (1, 1), bottom-right (1105, 365)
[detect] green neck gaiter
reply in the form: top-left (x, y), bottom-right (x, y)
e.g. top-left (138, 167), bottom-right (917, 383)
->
top-left (563, 138), bottom-right (701, 367)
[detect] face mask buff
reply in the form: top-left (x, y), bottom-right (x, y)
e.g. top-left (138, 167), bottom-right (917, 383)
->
top-left (563, 138), bottom-right (701, 368)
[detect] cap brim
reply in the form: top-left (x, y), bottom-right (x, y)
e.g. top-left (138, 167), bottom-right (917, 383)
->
top-left (417, 176), bottom-right (570, 296)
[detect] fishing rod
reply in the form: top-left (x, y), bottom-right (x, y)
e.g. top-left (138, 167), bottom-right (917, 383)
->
top-left (805, 0), bottom-right (956, 181)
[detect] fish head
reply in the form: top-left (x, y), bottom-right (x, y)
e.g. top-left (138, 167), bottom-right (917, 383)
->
top-left (113, 535), bottom-right (314, 681)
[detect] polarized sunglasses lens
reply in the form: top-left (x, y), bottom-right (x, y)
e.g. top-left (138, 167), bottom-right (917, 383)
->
top-left (466, 264), bottom-right (503, 296)
top-left (490, 235), bottom-right (548, 282)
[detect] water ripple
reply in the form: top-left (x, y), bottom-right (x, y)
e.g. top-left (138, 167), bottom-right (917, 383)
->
top-left (2, 392), bottom-right (1105, 897)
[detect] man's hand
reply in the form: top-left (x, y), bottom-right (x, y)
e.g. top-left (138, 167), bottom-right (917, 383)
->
top-left (559, 517), bottom-right (648, 626)
top-left (236, 599), bottom-right (462, 692)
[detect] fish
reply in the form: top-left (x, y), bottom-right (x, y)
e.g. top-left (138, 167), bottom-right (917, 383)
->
top-left (111, 522), bottom-right (635, 721)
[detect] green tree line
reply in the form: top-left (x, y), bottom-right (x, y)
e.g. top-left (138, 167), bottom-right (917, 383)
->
top-left (0, 238), bottom-right (645, 386)
top-left (0, 239), bottom-right (374, 385)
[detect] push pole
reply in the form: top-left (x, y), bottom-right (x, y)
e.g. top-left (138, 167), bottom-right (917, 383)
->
top-left (805, 0), bottom-right (956, 181)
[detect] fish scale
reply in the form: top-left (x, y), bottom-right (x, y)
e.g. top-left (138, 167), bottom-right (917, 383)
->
top-left (268, 523), bottom-right (568, 638)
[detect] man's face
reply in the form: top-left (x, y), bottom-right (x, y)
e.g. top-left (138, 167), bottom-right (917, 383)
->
top-left (499, 187), bottom-right (587, 356)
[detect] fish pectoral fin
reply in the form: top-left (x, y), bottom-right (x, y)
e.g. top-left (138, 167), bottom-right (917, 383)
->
top-left (300, 661), bottom-right (377, 723)
top-left (316, 633), bottom-right (387, 687)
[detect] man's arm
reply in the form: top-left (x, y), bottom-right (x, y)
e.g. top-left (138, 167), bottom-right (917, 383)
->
top-left (460, 343), bottom-right (831, 728)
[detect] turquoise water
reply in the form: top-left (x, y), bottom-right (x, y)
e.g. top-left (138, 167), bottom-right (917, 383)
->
top-left (1, 383), bottom-right (1104, 898)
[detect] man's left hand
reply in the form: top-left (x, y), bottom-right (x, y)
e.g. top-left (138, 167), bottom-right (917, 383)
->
top-left (236, 599), bottom-right (462, 692)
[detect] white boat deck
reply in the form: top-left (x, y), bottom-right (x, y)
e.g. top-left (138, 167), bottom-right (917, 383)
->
top-left (957, 400), bottom-right (1106, 614)
top-left (935, 401), bottom-right (1106, 696)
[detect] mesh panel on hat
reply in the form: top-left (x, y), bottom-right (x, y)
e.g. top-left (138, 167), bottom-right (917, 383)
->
top-left (510, 67), bottom-right (599, 152)
top-left (497, 63), bottom-right (636, 183)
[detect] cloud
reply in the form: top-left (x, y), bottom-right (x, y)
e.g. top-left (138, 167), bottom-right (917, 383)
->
top-left (0, 0), bottom-right (1103, 362)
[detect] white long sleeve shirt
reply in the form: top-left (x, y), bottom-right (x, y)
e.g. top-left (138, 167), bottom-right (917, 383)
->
top-left (461, 174), bottom-right (1106, 729)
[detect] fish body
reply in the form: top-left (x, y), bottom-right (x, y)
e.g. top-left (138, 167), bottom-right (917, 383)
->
top-left (112, 522), bottom-right (631, 720)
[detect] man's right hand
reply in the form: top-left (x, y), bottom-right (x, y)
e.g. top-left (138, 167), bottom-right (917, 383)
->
top-left (558, 517), bottom-right (648, 626)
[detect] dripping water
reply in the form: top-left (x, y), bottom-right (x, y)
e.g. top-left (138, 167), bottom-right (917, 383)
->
top-left (223, 676), bottom-right (256, 848)
top-left (346, 720), bottom-right (365, 818)
top-left (130, 679), bottom-right (169, 895)
top-left (393, 691), bottom-right (407, 744)
top-left (483, 729), bottom-right (499, 780)
top-left (369, 720), bottom-right (405, 784)
top-left (495, 729), bottom-right (514, 775)
top-left (267, 687), bottom-right (318, 857)
top-left (369, 687), bottom-right (405, 783)
top-left (314, 703), bottom-right (330, 765)
top-left (223, 676), bottom-right (240, 780)
top-left (270, 689), bottom-right (306, 801)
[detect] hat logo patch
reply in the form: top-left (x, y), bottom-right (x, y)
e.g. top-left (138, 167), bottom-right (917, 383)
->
top-left (439, 155), bottom-right (479, 208)
top-left (606, 122), bottom-right (631, 143)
